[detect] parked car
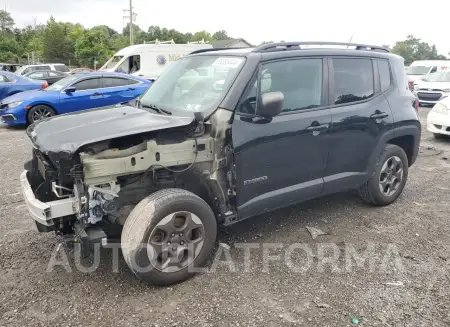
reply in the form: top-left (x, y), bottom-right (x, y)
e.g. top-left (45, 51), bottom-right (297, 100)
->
top-left (15, 63), bottom-right (69, 76)
top-left (0, 63), bottom-right (22, 73)
top-left (413, 71), bottom-right (450, 106)
top-left (20, 42), bottom-right (420, 286)
top-left (24, 70), bottom-right (69, 85)
top-left (426, 97), bottom-right (450, 138)
top-left (0, 72), bottom-right (151, 125)
top-left (0, 71), bottom-right (47, 101)
top-left (70, 67), bottom-right (94, 74)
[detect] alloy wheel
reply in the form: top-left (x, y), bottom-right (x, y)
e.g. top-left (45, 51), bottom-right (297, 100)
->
top-left (147, 211), bottom-right (205, 273)
top-left (379, 155), bottom-right (404, 196)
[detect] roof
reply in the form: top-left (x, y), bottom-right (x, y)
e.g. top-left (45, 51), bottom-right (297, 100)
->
top-left (115, 43), bottom-right (213, 56)
top-left (73, 71), bottom-right (151, 82)
top-left (211, 38), bottom-right (253, 48)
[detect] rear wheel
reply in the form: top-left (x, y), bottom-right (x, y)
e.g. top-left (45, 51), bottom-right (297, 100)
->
top-left (358, 144), bottom-right (408, 206)
top-left (27, 105), bottom-right (55, 124)
top-left (121, 189), bottom-right (217, 286)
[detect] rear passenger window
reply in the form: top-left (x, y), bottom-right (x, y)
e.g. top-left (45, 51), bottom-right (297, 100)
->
top-left (74, 78), bottom-right (102, 91)
top-left (260, 58), bottom-right (323, 112)
top-left (103, 77), bottom-right (130, 87)
top-left (378, 60), bottom-right (391, 92)
top-left (332, 58), bottom-right (374, 105)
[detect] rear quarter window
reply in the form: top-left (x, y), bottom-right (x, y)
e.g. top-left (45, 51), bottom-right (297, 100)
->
top-left (54, 64), bottom-right (69, 72)
top-left (377, 60), bottom-right (392, 92)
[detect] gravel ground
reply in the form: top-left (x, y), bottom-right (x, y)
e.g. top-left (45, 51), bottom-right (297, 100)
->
top-left (1, 108), bottom-right (450, 327)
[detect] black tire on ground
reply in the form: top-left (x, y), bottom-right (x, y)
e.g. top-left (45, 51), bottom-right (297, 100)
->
top-left (121, 188), bottom-right (217, 286)
top-left (27, 105), bottom-right (56, 124)
top-left (433, 133), bottom-right (446, 139)
top-left (358, 144), bottom-right (409, 206)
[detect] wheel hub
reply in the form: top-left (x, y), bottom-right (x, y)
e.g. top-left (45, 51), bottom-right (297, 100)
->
top-left (147, 211), bottom-right (205, 273)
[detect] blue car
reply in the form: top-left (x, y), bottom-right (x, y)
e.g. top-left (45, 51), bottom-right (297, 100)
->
top-left (0, 71), bottom-right (46, 101)
top-left (0, 72), bottom-right (152, 125)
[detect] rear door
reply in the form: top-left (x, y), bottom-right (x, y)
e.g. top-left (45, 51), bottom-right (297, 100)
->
top-left (101, 76), bottom-right (140, 105)
top-left (59, 77), bottom-right (104, 114)
top-left (232, 57), bottom-right (331, 219)
top-left (324, 57), bottom-right (393, 193)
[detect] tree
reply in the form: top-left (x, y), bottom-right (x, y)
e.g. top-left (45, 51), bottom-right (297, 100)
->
top-left (42, 16), bottom-right (74, 63)
top-left (0, 10), bottom-right (14, 33)
top-left (193, 30), bottom-right (213, 42)
top-left (391, 35), bottom-right (447, 65)
top-left (213, 30), bottom-right (230, 40)
top-left (75, 29), bottom-right (111, 66)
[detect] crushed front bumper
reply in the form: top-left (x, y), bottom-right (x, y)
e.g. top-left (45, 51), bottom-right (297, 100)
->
top-left (20, 170), bottom-right (77, 229)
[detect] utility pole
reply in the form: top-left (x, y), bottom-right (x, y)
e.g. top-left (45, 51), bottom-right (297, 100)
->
top-left (123, 0), bottom-right (137, 45)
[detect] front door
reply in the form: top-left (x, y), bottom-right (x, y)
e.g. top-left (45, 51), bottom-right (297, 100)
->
top-left (59, 77), bottom-right (104, 114)
top-left (232, 57), bottom-right (331, 219)
top-left (324, 57), bottom-right (394, 193)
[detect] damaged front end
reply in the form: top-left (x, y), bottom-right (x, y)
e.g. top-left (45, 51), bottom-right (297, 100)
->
top-left (21, 107), bottom-right (236, 255)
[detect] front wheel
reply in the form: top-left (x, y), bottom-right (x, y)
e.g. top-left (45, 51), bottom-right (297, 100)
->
top-left (358, 144), bottom-right (409, 206)
top-left (27, 105), bottom-right (56, 124)
top-left (121, 189), bottom-right (217, 286)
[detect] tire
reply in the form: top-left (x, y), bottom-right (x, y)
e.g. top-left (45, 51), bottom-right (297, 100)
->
top-left (27, 105), bottom-right (56, 124)
top-left (433, 133), bottom-right (446, 139)
top-left (358, 144), bottom-right (409, 206)
top-left (121, 189), bottom-right (217, 286)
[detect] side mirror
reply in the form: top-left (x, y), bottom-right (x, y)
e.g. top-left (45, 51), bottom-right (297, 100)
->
top-left (258, 91), bottom-right (284, 118)
top-left (65, 86), bottom-right (76, 93)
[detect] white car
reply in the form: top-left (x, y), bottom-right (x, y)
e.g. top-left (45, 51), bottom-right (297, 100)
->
top-left (415, 71), bottom-right (450, 106)
top-left (427, 97), bottom-right (450, 138)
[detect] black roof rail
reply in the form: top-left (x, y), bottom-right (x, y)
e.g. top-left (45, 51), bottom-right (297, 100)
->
top-left (253, 42), bottom-right (390, 53)
top-left (188, 47), bottom-right (251, 55)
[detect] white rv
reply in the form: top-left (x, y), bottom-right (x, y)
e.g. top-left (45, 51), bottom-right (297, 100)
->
top-left (99, 42), bottom-right (213, 80)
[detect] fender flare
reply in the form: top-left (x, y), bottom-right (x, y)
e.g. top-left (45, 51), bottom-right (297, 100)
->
top-left (367, 125), bottom-right (420, 174)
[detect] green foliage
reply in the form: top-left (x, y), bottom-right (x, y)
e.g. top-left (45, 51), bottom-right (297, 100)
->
top-left (391, 35), bottom-right (447, 65)
top-left (0, 10), bottom-right (14, 33)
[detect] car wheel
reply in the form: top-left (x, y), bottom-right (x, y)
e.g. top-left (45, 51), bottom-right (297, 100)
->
top-left (358, 144), bottom-right (408, 206)
top-left (27, 105), bottom-right (56, 124)
top-left (121, 189), bottom-right (217, 286)
top-left (433, 133), bottom-right (446, 139)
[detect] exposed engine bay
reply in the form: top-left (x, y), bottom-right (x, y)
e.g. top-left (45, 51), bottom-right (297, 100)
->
top-left (26, 109), bottom-right (236, 244)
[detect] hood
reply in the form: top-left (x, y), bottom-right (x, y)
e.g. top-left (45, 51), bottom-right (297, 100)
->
top-left (1, 89), bottom-right (47, 104)
top-left (416, 81), bottom-right (450, 91)
top-left (27, 105), bottom-right (194, 158)
top-left (407, 75), bottom-right (425, 82)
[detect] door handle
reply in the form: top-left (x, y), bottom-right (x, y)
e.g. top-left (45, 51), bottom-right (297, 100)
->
top-left (92, 92), bottom-right (102, 96)
top-left (128, 87), bottom-right (136, 91)
top-left (306, 123), bottom-right (329, 131)
top-left (370, 111), bottom-right (388, 119)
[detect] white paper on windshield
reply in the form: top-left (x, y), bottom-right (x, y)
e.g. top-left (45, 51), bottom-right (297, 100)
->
top-left (212, 57), bottom-right (244, 69)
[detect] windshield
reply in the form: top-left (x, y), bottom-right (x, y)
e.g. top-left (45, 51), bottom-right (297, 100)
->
top-left (45, 75), bottom-right (78, 91)
top-left (139, 55), bottom-right (246, 114)
top-left (424, 71), bottom-right (450, 82)
top-left (407, 66), bottom-right (431, 75)
top-left (101, 55), bottom-right (124, 70)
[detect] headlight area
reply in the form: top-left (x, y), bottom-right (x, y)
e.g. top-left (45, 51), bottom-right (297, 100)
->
top-left (431, 103), bottom-right (448, 115)
top-left (7, 101), bottom-right (23, 109)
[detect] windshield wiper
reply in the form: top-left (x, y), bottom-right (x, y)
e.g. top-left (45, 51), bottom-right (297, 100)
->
top-left (139, 102), bottom-right (172, 115)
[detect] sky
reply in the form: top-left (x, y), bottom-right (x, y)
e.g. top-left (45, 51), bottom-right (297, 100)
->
top-left (3, 0), bottom-right (450, 56)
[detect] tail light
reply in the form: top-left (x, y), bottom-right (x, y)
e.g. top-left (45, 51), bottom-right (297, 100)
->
top-left (408, 80), bottom-right (414, 91)
top-left (42, 82), bottom-right (48, 89)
